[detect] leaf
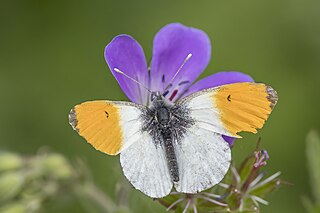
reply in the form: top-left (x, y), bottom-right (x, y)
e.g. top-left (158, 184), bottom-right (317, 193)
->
top-left (306, 130), bottom-right (320, 203)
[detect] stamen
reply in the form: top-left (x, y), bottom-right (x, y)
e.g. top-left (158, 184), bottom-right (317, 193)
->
top-left (162, 74), bottom-right (165, 83)
top-left (163, 90), bottom-right (169, 97)
top-left (169, 89), bottom-right (178, 101)
top-left (178, 80), bottom-right (190, 86)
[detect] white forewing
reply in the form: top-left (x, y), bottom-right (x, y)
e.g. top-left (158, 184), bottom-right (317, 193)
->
top-left (120, 132), bottom-right (173, 198)
top-left (179, 92), bottom-right (237, 138)
top-left (117, 104), bottom-right (145, 151)
top-left (174, 124), bottom-right (231, 193)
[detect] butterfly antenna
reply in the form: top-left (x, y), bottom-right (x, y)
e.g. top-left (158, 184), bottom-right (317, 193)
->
top-left (113, 68), bottom-right (152, 93)
top-left (163, 53), bottom-right (192, 92)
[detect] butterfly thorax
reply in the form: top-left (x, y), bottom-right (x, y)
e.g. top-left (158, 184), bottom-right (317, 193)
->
top-left (142, 92), bottom-right (194, 182)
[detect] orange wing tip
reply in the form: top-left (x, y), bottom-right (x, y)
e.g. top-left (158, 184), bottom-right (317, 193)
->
top-left (68, 108), bottom-right (79, 132)
top-left (266, 85), bottom-right (278, 109)
top-left (69, 101), bottom-right (124, 156)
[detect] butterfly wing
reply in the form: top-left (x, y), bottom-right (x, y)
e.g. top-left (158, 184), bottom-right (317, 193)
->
top-left (120, 132), bottom-right (173, 198)
top-left (173, 125), bottom-right (231, 193)
top-left (173, 82), bottom-right (278, 193)
top-left (69, 100), bottom-right (145, 155)
top-left (69, 100), bottom-right (173, 197)
top-left (178, 82), bottom-right (278, 137)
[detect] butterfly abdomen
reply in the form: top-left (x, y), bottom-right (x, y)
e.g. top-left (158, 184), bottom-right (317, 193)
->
top-left (162, 130), bottom-right (179, 182)
top-left (156, 106), bottom-right (180, 182)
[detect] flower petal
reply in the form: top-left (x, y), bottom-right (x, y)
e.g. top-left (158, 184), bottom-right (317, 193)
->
top-left (150, 23), bottom-right (211, 102)
top-left (222, 135), bottom-right (235, 147)
top-left (181, 71), bottom-right (254, 98)
top-left (105, 35), bottom-right (149, 105)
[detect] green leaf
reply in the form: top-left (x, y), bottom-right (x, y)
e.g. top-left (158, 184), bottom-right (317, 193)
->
top-left (306, 130), bottom-right (320, 203)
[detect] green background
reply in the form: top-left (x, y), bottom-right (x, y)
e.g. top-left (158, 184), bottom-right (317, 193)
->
top-left (1, 0), bottom-right (320, 212)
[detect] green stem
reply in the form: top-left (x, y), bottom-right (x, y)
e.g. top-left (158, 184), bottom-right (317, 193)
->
top-left (76, 182), bottom-right (116, 213)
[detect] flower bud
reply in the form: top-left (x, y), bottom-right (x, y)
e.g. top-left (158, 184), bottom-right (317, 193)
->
top-left (40, 153), bottom-right (73, 180)
top-left (0, 172), bottom-right (24, 203)
top-left (0, 152), bottom-right (23, 172)
top-left (0, 202), bottom-right (26, 213)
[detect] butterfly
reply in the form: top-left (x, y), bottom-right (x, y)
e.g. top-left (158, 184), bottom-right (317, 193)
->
top-left (68, 64), bottom-right (278, 198)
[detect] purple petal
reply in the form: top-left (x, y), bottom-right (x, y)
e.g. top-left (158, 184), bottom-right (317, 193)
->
top-left (222, 135), bottom-right (235, 147)
top-left (181, 71), bottom-right (254, 98)
top-left (150, 23), bottom-right (211, 102)
top-left (105, 35), bottom-right (149, 105)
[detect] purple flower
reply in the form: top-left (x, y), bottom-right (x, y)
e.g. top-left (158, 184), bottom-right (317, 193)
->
top-left (104, 23), bottom-right (253, 146)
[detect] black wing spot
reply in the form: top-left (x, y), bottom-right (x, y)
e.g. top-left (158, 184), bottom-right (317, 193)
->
top-left (105, 111), bottom-right (109, 118)
top-left (227, 95), bottom-right (231, 102)
top-left (162, 74), bottom-right (165, 83)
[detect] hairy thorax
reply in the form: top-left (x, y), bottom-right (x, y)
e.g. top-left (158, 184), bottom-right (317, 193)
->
top-left (141, 96), bottom-right (194, 146)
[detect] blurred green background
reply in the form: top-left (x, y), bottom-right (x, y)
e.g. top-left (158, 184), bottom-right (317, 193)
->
top-left (1, 0), bottom-right (320, 212)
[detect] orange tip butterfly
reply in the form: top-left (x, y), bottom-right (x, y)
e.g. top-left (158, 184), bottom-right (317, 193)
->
top-left (69, 54), bottom-right (278, 198)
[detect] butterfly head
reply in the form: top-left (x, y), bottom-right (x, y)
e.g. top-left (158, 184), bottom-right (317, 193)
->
top-left (150, 91), bottom-right (162, 101)
top-left (150, 91), bottom-right (173, 107)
